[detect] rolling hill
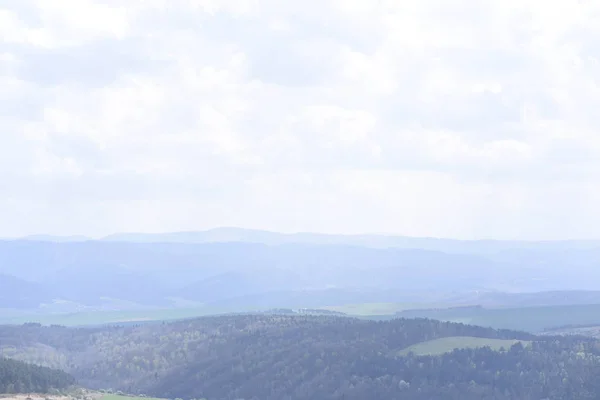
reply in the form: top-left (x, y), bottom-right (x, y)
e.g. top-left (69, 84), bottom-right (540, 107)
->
top-left (2, 315), bottom-right (600, 400)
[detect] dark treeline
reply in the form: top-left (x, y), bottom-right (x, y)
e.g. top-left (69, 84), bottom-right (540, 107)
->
top-left (2, 316), bottom-right (600, 399)
top-left (0, 357), bottom-right (75, 393)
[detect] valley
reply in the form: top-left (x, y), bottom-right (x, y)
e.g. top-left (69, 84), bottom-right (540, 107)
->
top-left (4, 232), bottom-right (600, 398)
top-left (5, 231), bottom-right (600, 333)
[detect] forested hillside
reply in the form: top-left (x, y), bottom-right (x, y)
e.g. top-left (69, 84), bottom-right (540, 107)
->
top-left (3, 316), bottom-right (600, 399)
top-left (0, 357), bottom-right (75, 393)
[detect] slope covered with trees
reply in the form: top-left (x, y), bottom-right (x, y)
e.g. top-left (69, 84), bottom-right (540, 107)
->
top-left (2, 316), bottom-right (600, 399)
top-left (0, 357), bottom-right (75, 393)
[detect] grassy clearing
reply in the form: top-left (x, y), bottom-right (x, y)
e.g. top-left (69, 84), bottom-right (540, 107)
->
top-left (398, 336), bottom-right (530, 356)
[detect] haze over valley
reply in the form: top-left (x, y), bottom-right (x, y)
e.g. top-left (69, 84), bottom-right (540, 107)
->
top-left (3, 228), bottom-right (600, 332)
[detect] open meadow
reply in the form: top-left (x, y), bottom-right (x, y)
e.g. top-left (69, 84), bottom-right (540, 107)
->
top-left (397, 336), bottom-right (530, 356)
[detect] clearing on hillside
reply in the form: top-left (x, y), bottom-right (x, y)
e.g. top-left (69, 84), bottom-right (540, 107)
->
top-left (398, 336), bottom-right (530, 356)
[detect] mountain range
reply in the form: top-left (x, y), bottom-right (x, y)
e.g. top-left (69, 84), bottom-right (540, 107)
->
top-left (16, 227), bottom-right (600, 253)
top-left (2, 228), bottom-right (600, 314)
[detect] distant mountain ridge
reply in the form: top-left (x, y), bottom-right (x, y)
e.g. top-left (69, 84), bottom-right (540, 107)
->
top-left (101, 227), bottom-right (600, 254)
top-left (3, 228), bottom-right (600, 315)
top-left (13, 227), bottom-right (600, 254)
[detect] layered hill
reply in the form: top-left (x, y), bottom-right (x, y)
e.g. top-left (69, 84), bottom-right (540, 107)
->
top-left (3, 236), bottom-right (600, 313)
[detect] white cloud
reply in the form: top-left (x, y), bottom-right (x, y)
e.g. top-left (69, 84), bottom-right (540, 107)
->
top-left (1, 0), bottom-right (600, 239)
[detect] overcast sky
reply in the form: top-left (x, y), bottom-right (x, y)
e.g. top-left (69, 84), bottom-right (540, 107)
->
top-left (1, 0), bottom-right (600, 240)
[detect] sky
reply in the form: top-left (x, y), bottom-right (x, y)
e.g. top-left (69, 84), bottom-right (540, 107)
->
top-left (1, 0), bottom-right (600, 240)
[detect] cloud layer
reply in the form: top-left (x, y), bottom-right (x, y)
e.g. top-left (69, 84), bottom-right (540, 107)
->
top-left (2, 0), bottom-right (600, 239)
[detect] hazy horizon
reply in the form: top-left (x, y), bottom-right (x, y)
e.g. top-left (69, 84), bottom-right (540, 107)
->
top-left (7, 226), bottom-right (600, 242)
top-left (3, 0), bottom-right (600, 240)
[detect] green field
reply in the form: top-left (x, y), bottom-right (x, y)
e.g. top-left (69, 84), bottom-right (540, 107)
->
top-left (322, 302), bottom-right (473, 316)
top-left (324, 302), bottom-right (600, 332)
top-left (398, 336), bottom-right (530, 356)
top-left (5, 301), bottom-right (600, 333)
top-left (396, 303), bottom-right (600, 333)
top-left (0, 307), bottom-right (232, 327)
top-left (0, 302), bottom-right (438, 327)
